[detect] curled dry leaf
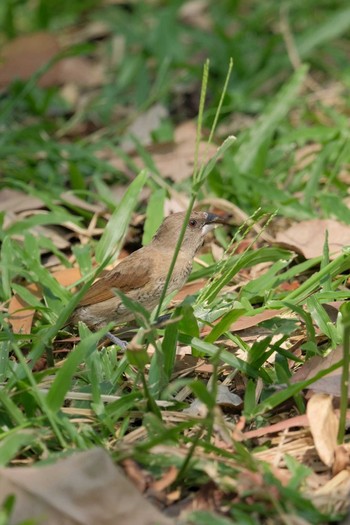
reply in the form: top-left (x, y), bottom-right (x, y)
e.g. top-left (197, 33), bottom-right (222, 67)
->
top-left (333, 445), bottom-right (350, 477)
top-left (307, 393), bottom-right (338, 468)
top-left (216, 384), bottom-right (243, 410)
top-left (275, 219), bottom-right (350, 259)
top-left (0, 448), bottom-right (173, 525)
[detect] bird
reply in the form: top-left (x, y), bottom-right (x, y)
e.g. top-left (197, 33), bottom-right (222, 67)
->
top-left (70, 211), bottom-right (227, 346)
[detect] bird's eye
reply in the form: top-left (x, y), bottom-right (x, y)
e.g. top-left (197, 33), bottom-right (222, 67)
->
top-left (189, 219), bottom-right (197, 227)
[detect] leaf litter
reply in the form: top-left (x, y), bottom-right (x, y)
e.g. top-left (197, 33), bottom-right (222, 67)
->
top-left (1, 4), bottom-right (350, 524)
top-left (6, 204), bottom-right (350, 519)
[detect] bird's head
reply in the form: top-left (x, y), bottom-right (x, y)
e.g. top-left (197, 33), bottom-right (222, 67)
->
top-left (153, 211), bottom-right (228, 256)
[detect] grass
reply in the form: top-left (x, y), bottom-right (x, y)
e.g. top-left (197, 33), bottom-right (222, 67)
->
top-left (1, 0), bottom-right (350, 523)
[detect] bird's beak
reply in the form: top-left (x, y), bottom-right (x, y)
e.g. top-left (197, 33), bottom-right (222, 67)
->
top-left (202, 212), bottom-right (230, 234)
top-left (205, 212), bottom-right (230, 225)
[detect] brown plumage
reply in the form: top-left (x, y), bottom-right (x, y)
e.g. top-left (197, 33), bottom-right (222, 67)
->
top-left (71, 211), bottom-right (227, 333)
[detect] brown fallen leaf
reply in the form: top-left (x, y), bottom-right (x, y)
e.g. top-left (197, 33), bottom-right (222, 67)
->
top-left (0, 32), bottom-right (61, 88)
top-left (150, 466), bottom-right (178, 493)
top-left (121, 458), bottom-right (149, 493)
top-left (151, 121), bottom-right (218, 182)
top-left (0, 448), bottom-right (172, 525)
top-left (0, 32), bottom-right (105, 89)
top-left (122, 104), bottom-right (169, 151)
top-left (200, 309), bottom-right (285, 338)
top-left (179, 0), bottom-right (212, 31)
top-left (307, 393), bottom-right (338, 468)
top-left (0, 189), bottom-right (45, 213)
top-left (333, 445), bottom-right (350, 476)
top-left (184, 384), bottom-right (242, 416)
top-left (291, 345), bottom-right (348, 397)
top-left (275, 219), bottom-right (350, 259)
top-left (215, 384), bottom-right (243, 410)
top-left (60, 192), bottom-right (106, 214)
top-left (106, 120), bottom-right (218, 183)
top-left (242, 410), bottom-right (350, 443)
top-left (241, 415), bottom-right (309, 440)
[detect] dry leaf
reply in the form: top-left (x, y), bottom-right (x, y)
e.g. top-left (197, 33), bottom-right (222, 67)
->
top-left (172, 280), bottom-right (207, 302)
top-left (0, 32), bottom-right (105, 89)
top-left (60, 192), bottom-right (106, 214)
top-left (242, 415), bottom-right (309, 440)
top-left (275, 219), bottom-right (350, 259)
top-left (0, 32), bottom-right (61, 88)
top-left (294, 143), bottom-right (321, 171)
top-left (307, 394), bottom-right (338, 467)
top-left (121, 459), bottom-right (148, 493)
top-left (184, 383), bottom-right (242, 416)
top-left (106, 120), bottom-right (218, 183)
top-left (0, 189), bottom-right (45, 213)
top-left (150, 466), bottom-right (178, 493)
top-left (179, 0), bottom-right (212, 31)
top-left (333, 445), bottom-right (350, 476)
top-left (59, 56), bottom-right (105, 88)
top-left (215, 384), bottom-right (243, 410)
top-left (200, 309), bottom-right (283, 338)
top-left (291, 346), bottom-right (348, 397)
top-left (122, 104), bottom-right (168, 151)
top-left (0, 448), bottom-right (173, 525)
top-left (152, 121), bottom-right (217, 182)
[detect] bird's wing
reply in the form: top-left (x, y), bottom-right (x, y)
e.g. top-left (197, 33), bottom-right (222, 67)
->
top-left (78, 255), bottom-right (152, 306)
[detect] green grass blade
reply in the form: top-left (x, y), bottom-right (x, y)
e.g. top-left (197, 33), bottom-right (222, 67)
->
top-left (249, 358), bottom-right (343, 419)
top-left (338, 302), bottom-right (350, 444)
top-left (234, 65), bottom-right (308, 175)
top-left (142, 187), bottom-right (166, 245)
top-left (46, 328), bottom-right (106, 412)
top-left (0, 431), bottom-right (37, 466)
top-left (95, 169), bottom-right (148, 264)
top-left (296, 6), bottom-right (350, 58)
